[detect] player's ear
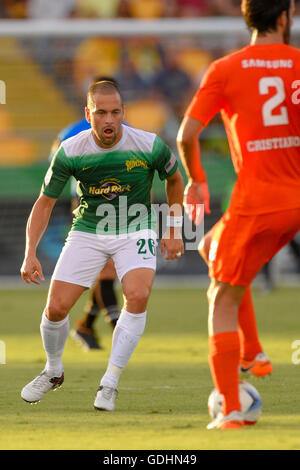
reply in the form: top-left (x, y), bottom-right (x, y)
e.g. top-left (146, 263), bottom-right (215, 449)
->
top-left (277, 9), bottom-right (288, 31)
top-left (289, 0), bottom-right (295, 25)
top-left (85, 106), bottom-right (91, 123)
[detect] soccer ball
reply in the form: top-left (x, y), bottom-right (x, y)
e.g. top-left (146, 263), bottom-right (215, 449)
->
top-left (208, 380), bottom-right (262, 425)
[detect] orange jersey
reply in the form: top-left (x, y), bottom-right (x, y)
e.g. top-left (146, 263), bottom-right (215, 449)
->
top-left (186, 43), bottom-right (300, 215)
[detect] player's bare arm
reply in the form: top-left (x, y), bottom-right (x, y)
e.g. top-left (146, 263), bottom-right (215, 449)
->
top-left (20, 194), bottom-right (57, 285)
top-left (161, 168), bottom-right (185, 260)
top-left (177, 116), bottom-right (204, 180)
top-left (177, 116), bottom-right (210, 225)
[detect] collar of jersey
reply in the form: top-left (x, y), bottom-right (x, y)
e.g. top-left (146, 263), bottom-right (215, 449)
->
top-left (89, 124), bottom-right (128, 153)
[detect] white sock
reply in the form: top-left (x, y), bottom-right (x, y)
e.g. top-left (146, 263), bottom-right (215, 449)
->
top-left (101, 309), bottom-right (146, 388)
top-left (40, 310), bottom-right (69, 376)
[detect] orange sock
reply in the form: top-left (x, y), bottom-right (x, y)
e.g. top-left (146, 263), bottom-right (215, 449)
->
top-left (209, 331), bottom-right (241, 415)
top-left (238, 287), bottom-right (262, 361)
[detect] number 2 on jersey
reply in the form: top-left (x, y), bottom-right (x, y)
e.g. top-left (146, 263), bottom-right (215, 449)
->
top-left (259, 77), bottom-right (289, 127)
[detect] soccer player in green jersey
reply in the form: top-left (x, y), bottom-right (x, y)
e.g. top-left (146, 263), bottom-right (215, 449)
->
top-left (49, 77), bottom-right (123, 351)
top-left (20, 80), bottom-right (184, 411)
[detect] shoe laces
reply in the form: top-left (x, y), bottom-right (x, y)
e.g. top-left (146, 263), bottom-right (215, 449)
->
top-left (31, 371), bottom-right (51, 390)
top-left (100, 385), bottom-right (118, 400)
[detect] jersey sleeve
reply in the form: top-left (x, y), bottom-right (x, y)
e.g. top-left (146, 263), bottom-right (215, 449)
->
top-left (152, 135), bottom-right (178, 180)
top-left (42, 145), bottom-right (73, 198)
top-left (185, 61), bottom-right (225, 126)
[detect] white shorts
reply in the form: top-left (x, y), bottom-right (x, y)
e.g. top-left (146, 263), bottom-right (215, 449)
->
top-left (52, 229), bottom-right (157, 288)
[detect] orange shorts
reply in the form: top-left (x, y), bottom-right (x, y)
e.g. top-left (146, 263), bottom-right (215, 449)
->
top-left (208, 208), bottom-right (300, 287)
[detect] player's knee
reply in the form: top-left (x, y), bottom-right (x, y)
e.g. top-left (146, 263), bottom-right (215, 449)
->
top-left (209, 281), bottom-right (244, 310)
top-left (124, 286), bottom-right (151, 307)
top-left (211, 282), bottom-right (229, 303)
top-left (46, 301), bottom-right (69, 322)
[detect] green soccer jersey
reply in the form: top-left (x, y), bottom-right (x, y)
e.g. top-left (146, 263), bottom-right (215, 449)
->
top-left (42, 125), bottom-right (178, 235)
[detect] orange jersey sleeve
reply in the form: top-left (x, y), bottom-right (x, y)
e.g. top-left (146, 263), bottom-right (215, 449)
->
top-left (185, 61), bottom-right (225, 126)
top-left (186, 43), bottom-right (300, 215)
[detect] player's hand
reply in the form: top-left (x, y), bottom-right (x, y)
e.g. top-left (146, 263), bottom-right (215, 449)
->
top-left (184, 180), bottom-right (211, 226)
top-left (161, 229), bottom-right (184, 260)
top-left (20, 255), bottom-right (45, 285)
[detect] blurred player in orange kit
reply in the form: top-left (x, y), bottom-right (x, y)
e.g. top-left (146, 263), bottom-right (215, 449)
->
top-left (177, 0), bottom-right (300, 429)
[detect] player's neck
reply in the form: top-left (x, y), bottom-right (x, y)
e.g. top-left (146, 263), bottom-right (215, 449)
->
top-left (250, 30), bottom-right (285, 46)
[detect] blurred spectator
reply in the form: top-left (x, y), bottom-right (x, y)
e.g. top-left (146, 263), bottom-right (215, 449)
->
top-left (126, 38), bottom-right (163, 87)
top-left (176, 40), bottom-right (213, 86)
top-left (73, 38), bottom-right (121, 97)
top-left (176, 0), bottom-right (209, 17)
top-left (114, 55), bottom-right (148, 102)
top-left (153, 46), bottom-right (193, 120)
top-left (125, 98), bottom-right (169, 134)
top-left (212, 0), bottom-right (242, 16)
top-left (26, 0), bottom-right (76, 18)
top-left (118, 0), bottom-right (164, 18)
top-left (76, 0), bottom-right (121, 18)
top-left (2, 0), bottom-right (299, 19)
top-left (0, 0), bottom-right (27, 18)
top-left (162, 0), bottom-right (180, 17)
top-left (0, 3), bottom-right (8, 17)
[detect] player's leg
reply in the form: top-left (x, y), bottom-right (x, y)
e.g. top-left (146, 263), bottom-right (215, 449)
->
top-left (21, 280), bottom-right (87, 403)
top-left (43, 280), bottom-right (87, 372)
top-left (21, 230), bottom-right (109, 403)
top-left (288, 238), bottom-right (300, 272)
top-left (238, 288), bottom-right (272, 377)
top-left (207, 279), bottom-right (245, 430)
top-left (205, 213), bottom-right (255, 429)
top-left (94, 259), bottom-right (119, 328)
top-left (94, 230), bottom-right (157, 411)
top-left (199, 227), bottom-right (271, 378)
top-left (206, 208), bottom-right (300, 429)
top-left (94, 268), bottom-right (155, 411)
top-left (260, 261), bottom-right (274, 293)
top-left (71, 279), bottom-right (103, 350)
top-left (72, 259), bottom-right (119, 350)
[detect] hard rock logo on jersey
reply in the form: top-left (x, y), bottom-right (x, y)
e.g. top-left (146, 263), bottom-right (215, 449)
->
top-left (126, 158), bottom-right (148, 172)
top-left (89, 178), bottom-right (131, 200)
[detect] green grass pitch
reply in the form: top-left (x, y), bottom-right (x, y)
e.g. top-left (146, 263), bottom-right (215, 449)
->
top-left (0, 286), bottom-right (300, 450)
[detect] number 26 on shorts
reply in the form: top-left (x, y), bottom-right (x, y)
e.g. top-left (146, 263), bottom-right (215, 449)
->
top-left (136, 238), bottom-right (156, 256)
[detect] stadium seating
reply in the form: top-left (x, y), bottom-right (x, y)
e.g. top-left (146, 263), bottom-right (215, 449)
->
top-left (125, 98), bottom-right (169, 134)
top-left (73, 38), bottom-right (122, 94)
top-left (70, 0), bottom-right (121, 18)
top-left (0, 37), bottom-right (78, 162)
top-left (124, 0), bottom-right (164, 18)
top-left (177, 46), bottom-right (213, 83)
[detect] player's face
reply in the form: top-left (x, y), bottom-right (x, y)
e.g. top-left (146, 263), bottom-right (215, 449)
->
top-left (86, 92), bottom-right (124, 148)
